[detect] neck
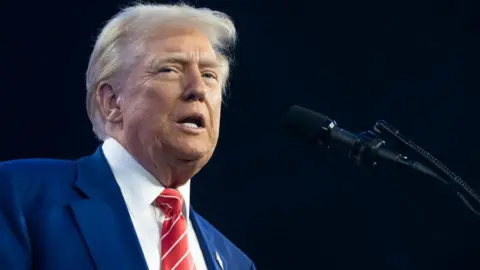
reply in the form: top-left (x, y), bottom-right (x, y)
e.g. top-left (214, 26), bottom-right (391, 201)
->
top-left (110, 134), bottom-right (195, 188)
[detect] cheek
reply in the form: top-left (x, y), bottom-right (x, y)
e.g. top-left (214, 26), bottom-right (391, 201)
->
top-left (209, 88), bottom-right (223, 104)
top-left (124, 88), bottom-right (170, 128)
top-left (209, 94), bottom-right (222, 130)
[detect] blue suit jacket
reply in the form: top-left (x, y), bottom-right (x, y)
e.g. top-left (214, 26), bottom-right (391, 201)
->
top-left (0, 147), bottom-right (255, 270)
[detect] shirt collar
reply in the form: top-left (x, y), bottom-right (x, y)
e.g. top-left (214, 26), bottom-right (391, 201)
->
top-left (101, 137), bottom-right (191, 218)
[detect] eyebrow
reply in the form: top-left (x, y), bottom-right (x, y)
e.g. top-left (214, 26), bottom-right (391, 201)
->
top-left (146, 53), bottom-right (221, 69)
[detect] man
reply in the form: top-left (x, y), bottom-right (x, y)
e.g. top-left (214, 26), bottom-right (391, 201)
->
top-left (0, 3), bottom-right (255, 270)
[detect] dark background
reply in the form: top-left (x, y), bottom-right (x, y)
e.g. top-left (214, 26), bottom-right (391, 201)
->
top-left (1, 0), bottom-right (479, 269)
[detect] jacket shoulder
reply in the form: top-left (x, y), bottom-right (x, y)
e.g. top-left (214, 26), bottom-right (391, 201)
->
top-left (0, 158), bottom-right (77, 182)
top-left (0, 158), bottom-right (78, 208)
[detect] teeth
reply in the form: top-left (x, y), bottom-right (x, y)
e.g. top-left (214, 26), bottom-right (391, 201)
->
top-left (181, 122), bottom-right (199, 129)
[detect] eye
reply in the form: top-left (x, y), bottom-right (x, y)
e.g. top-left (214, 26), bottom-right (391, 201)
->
top-left (158, 67), bottom-right (177, 73)
top-left (202, 72), bottom-right (217, 80)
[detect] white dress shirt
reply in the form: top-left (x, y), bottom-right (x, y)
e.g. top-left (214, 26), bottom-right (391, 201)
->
top-left (102, 138), bottom-right (207, 270)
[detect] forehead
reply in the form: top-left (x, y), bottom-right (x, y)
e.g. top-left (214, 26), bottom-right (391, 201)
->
top-left (143, 27), bottom-right (219, 65)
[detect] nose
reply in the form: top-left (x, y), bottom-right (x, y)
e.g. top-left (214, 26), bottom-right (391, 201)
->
top-left (182, 71), bottom-right (207, 102)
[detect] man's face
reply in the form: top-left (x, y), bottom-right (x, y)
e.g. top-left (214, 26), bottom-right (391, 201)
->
top-left (119, 27), bottom-right (224, 172)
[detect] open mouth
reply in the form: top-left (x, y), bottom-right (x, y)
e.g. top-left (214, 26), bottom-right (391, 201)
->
top-left (176, 115), bottom-right (205, 129)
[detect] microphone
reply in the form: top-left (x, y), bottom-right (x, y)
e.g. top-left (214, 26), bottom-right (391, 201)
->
top-left (284, 105), bottom-right (445, 182)
top-left (285, 105), bottom-right (361, 152)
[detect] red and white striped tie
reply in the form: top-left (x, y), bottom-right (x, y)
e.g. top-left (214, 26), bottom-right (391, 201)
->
top-left (154, 188), bottom-right (196, 270)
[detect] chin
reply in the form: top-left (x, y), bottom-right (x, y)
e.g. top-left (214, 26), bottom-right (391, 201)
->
top-left (163, 134), bottom-right (215, 162)
top-left (177, 147), bottom-right (210, 162)
top-left (173, 136), bottom-right (212, 154)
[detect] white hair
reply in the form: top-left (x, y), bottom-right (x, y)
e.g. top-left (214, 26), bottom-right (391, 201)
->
top-left (85, 3), bottom-right (237, 141)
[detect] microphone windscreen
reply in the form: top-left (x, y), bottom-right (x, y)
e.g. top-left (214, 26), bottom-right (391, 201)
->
top-left (284, 105), bottom-right (331, 144)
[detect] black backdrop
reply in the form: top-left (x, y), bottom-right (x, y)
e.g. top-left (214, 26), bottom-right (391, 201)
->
top-left (1, 0), bottom-right (479, 269)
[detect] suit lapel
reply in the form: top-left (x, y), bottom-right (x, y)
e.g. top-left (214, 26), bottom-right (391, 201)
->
top-left (190, 208), bottom-right (223, 270)
top-left (71, 147), bottom-right (148, 270)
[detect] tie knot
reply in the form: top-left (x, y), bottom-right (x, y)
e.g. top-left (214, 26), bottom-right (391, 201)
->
top-left (154, 188), bottom-right (184, 215)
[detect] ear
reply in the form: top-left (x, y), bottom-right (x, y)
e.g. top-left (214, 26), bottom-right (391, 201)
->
top-left (96, 81), bottom-right (123, 124)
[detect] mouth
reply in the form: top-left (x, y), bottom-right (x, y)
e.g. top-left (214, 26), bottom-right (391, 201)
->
top-left (176, 114), bottom-right (206, 130)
